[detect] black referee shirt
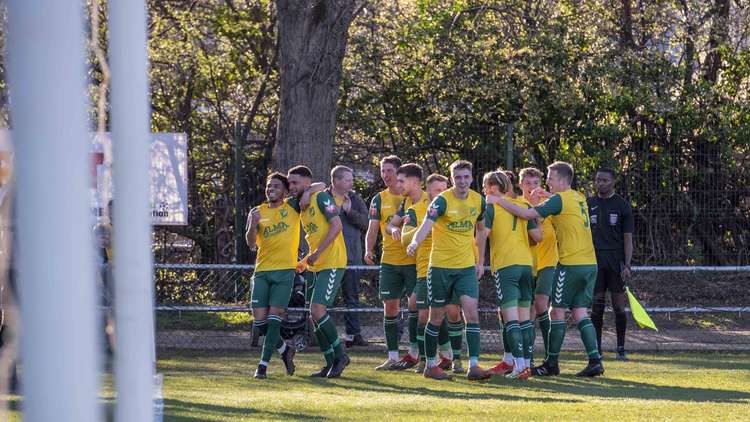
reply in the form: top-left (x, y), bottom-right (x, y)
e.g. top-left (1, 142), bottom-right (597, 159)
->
top-left (587, 193), bottom-right (634, 251)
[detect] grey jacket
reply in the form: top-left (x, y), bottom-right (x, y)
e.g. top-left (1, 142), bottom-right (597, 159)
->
top-left (325, 187), bottom-right (368, 264)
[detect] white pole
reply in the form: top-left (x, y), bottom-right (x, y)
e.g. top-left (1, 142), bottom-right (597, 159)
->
top-left (107, 0), bottom-right (156, 421)
top-left (5, 1), bottom-right (99, 422)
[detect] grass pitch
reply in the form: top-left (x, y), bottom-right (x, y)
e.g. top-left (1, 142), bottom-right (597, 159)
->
top-left (4, 350), bottom-right (750, 421)
top-left (157, 350), bottom-right (750, 421)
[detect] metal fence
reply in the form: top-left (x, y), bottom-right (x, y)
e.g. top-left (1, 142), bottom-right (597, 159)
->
top-left (154, 263), bottom-right (750, 351)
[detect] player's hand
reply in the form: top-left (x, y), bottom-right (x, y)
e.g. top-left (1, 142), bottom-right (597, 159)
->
top-left (406, 241), bottom-right (418, 257)
top-left (486, 194), bottom-right (502, 204)
top-left (390, 227), bottom-right (402, 241)
top-left (402, 215), bottom-right (411, 226)
top-left (364, 251), bottom-right (376, 265)
top-left (531, 187), bottom-right (551, 203)
top-left (307, 250), bottom-right (321, 266)
top-left (250, 207), bottom-right (261, 226)
top-left (296, 257), bottom-right (308, 273)
top-left (475, 263), bottom-right (484, 280)
top-left (621, 265), bottom-right (632, 280)
top-left (342, 196), bottom-right (352, 213)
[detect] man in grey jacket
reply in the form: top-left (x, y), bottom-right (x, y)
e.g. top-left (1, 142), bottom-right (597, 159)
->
top-left (327, 166), bottom-right (370, 346)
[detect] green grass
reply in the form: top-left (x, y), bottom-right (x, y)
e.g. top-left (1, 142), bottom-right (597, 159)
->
top-left (5, 351), bottom-right (750, 421)
top-left (156, 311), bottom-right (252, 331)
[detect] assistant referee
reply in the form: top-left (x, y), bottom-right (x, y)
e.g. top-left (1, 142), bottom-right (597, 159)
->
top-left (587, 168), bottom-right (634, 360)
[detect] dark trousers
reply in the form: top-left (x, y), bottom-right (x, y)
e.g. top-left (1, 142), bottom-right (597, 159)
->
top-left (340, 268), bottom-right (362, 336)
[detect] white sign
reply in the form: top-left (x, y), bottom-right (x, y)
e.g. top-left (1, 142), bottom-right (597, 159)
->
top-left (91, 132), bottom-right (188, 226)
top-left (0, 129), bottom-right (188, 225)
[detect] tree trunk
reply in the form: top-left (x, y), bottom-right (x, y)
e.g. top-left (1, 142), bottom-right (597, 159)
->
top-left (273, 0), bottom-right (364, 181)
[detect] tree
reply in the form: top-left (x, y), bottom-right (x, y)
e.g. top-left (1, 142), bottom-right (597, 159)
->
top-left (272, 0), bottom-right (366, 180)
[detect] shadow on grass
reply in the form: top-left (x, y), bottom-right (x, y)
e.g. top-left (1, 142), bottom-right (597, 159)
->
top-left (624, 352), bottom-right (750, 372)
top-left (517, 374), bottom-right (750, 403)
top-left (303, 375), bottom-right (583, 404)
top-left (163, 398), bottom-right (329, 421)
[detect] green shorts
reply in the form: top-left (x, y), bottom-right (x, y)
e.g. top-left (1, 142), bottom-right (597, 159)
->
top-left (493, 265), bottom-right (533, 309)
top-left (415, 277), bottom-right (429, 310)
top-left (251, 269), bottom-right (295, 309)
top-left (426, 266), bottom-right (477, 307)
top-left (534, 266), bottom-right (556, 297)
top-left (379, 263), bottom-right (417, 300)
top-left (305, 268), bottom-right (345, 307)
top-left (551, 264), bottom-right (598, 309)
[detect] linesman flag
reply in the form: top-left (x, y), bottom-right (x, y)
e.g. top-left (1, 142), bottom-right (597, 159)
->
top-left (626, 286), bottom-right (658, 331)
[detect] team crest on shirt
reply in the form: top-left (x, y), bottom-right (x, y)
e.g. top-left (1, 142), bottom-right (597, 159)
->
top-left (469, 207), bottom-right (477, 216)
top-left (280, 208), bottom-right (289, 219)
top-left (308, 207), bottom-right (315, 217)
top-left (427, 203), bottom-right (439, 218)
top-left (609, 213), bottom-right (619, 225)
top-left (324, 199), bottom-right (337, 214)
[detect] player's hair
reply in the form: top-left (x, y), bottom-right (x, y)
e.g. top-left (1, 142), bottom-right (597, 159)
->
top-left (426, 173), bottom-right (448, 185)
top-left (483, 171), bottom-right (511, 194)
top-left (596, 167), bottom-right (617, 178)
top-left (547, 161), bottom-right (574, 183)
top-left (519, 167), bottom-right (544, 180)
top-left (396, 163), bottom-right (423, 180)
top-left (501, 170), bottom-right (523, 195)
top-left (380, 155), bottom-right (402, 168)
top-left (449, 160), bottom-right (472, 174)
top-left (330, 165), bottom-right (353, 181)
top-left (267, 172), bottom-right (289, 191)
top-left (287, 165), bottom-right (313, 179)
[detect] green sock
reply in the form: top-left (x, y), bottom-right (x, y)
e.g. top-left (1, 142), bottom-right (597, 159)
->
top-left (465, 322), bottom-right (481, 360)
top-left (502, 320), bottom-right (511, 356)
top-left (384, 315), bottom-right (400, 353)
top-left (504, 320), bottom-right (523, 359)
top-left (520, 320), bottom-right (534, 362)
top-left (408, 311), bottom-right (418, 354)
top-left (448, 321), bottom-right (464, 359)
top-left (577, 317), bottom-right (600, 360)
top-left (314, 323), bottom-right (334, 366)
top-left (253, 319), bottom-right (268, 337)
top-left (318, 313), bottom-right (345, 359)
top-left (438, 318), bottom-right (450, 350)
top-left (547, 319), bottom-right (566, 367)
top-left (261, 315), bottom-right (282, 363)
top-left (536, 312), bottom-right (551, 359)
top-left (417, 323), bottom-right (426, 362)
top-left (424, 322), bottom-right (441, 366)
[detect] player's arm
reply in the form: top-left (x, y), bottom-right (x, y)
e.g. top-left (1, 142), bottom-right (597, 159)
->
top-left (486, 194), bottom-right (541, 220)
top-left (385, 199), bottom-right (407, 241)
top-left (400, 208), bottom-right (418, 247)
top-left (406, 217), bottom-right (434, 256)
top-left (364, 193), bottom-right (382, 264)
top-left (298, 182), bottom-right (327, 209)
top-left (306, 193), bottom-right (343, 265)
top-left (474, 197), bottom-right (488, 279)
top-left (407, 196), bottom-right (445, 256)
top-left (244, 207), bottom-right (260, 250)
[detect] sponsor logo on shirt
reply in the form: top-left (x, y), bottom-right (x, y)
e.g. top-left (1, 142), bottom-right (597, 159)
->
top-left (370, 207), bottom-right (378, 217)
top-left (447, 220), bottom-right (474, 232)
top-left (263, 221), bottom-right (290, 238)
top-left (427, 204), bottom-right (439, 218)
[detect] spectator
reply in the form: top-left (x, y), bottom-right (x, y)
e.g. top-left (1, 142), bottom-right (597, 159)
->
top-left (327, 166), bottom-right (369, 347)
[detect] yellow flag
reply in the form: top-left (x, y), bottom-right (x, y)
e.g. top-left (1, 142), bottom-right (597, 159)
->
top-left (626, 287), bottom-right (658, 331)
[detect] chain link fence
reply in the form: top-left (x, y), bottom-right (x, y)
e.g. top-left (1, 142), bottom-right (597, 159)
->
top-left (154, 263), bottom-right (750, 351)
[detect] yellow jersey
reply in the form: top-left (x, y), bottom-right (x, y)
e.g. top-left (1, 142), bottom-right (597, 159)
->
top-left (401, 194), bottom-right (431, 278)
top-left (485, 196), bottom-right (537, 271)
top-left (426, 188), bottom-right (485, 269)
top-left (295, 191), bottom-right (347, 271)
top-left (535, 189), bottom-right (596, 266)
top-left (370, 189), bottom-right (414, 265)
top-left (254, 200), bottom-right (301, 272)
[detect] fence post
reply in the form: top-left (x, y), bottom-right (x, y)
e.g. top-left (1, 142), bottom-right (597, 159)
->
top-left (506, 122), bottom-right (514, 171)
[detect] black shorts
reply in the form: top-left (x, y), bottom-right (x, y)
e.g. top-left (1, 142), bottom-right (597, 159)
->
top-left (595, 251), bottom-right (625, 294)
